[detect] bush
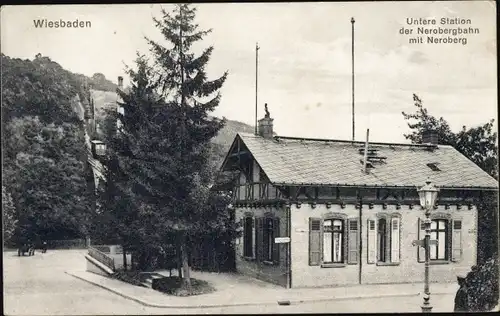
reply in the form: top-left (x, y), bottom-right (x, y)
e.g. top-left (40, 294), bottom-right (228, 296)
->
top-left (455, 257), bottom-right (499, 312)
top-left (112, 271), bottom-right (146, 287)
top-left (152, 276), bottom-right (216, 296)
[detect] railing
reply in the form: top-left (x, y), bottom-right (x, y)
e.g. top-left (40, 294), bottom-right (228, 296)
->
top-left (234, 182), bottom-right (282, 201)
top-left (88, 246), bottom-right (115, 271)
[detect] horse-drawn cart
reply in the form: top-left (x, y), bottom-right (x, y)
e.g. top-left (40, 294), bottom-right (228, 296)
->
top-left (18, 244), bottom-right (35, 256)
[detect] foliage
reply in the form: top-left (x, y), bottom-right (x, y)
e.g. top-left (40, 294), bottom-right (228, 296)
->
top-left (402, 94), bottom-right (498, 179)
top-left (2, 186), bottom-right (18, 244)
top-left (1, 54), bottom-right (81, 125)
top-left (1, 53), bottom-right (113, 245)
top-left (111, 270), bottom-right (147, 287)
top-left (145, 3), bottom-right (228, 220)
top-left (96, 4), bottom-right (231, 289)
top-left (475, 190), bottom-right (499, 264)
top-left (455, 257), bottom-right (499, 312)
top-left (3, 116), bottom-right (93, 243)
top-left (145, 4), bottom-right (230, 290)
top-left (152, 277), bottom-right (216, 296)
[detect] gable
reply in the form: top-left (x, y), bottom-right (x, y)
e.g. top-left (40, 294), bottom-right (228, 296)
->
top-left (220, 134), bottom-right (271, 185)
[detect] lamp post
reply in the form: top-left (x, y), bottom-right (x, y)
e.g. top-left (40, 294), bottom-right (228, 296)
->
top-left (414, 180), bottom-right (440, 313)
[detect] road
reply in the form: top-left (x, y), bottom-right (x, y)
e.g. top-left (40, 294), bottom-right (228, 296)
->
top-left (3, 249), bottom-right (455, 314)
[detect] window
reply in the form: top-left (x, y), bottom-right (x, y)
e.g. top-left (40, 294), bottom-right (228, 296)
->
top-left (368, 215), bottom-right (400, 265)
top-left (377, 218), bottom-right (388, 262)
top-left (243, 216), bottom-right (254, 258)
top-left (430, 219), bottom-right (448, 260)
top-left (323, 219), bottom-right (344, 263)
top-left (309, 217), bottom-right (358, 266)
top-left (95, 143), bottom-right (106, 156)
top-left (255, 216), bottom-right (280, 264)
top-left (263, 218), bottom-right (274, 262)
top-left (417, 217), bottom-right (462, 263)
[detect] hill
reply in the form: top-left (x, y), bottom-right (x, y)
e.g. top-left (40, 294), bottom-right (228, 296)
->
top-left (1, 53), bottom-right (254, 167)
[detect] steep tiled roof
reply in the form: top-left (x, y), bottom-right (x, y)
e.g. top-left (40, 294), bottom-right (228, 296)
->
top-left (232, 133), bottom-right (498, 189)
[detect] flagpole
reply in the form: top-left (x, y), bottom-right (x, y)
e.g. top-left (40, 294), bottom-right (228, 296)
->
top-left (351, 17), bottom-right (355, 141)
top-left (255, 42), bottom-right (260, 135)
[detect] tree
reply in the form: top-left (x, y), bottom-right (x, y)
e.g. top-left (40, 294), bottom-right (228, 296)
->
top-left (4, 116), bottom-right (93, 243)
top-left (145, 4), bottom-right (229, 291)
top-left (403, 94), bottom-right (498, 263)
top-left (95, 83), bottom-right (156, 271)
top-left (1, 54), bottom-right (81, 126)
top-left (2, 186), bottom-right (18, 245)
top-left (98, 4), bottom-right (228, 291)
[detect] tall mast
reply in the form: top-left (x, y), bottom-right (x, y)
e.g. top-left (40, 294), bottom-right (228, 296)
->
top-left (351, 17), bottom-right (356, 141)
top-left (255, 42), bottom-right (260, 135)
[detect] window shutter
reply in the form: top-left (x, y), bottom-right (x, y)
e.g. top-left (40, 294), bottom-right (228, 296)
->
top-left (256, 218), bottom-right (264, 261)
top-left (367, 219), bottom-right (376, 264)
top-left (451, 220), bottom-right (463, 262)
top-left (348, 219), bottom-right (359, 264)
top-left (273, 217), bottom-right (280, 264)
top-left (417, 218), bottom-right (425, 263)
top-left (240, 218), bottom-right (244, 256)
top-left (308, 217), bottom-right (322, 266)
top-left (262, 218), bottom-right (269, 261)
top-left (391, 217), bottom-right (400, 263)
top-left (252, 217), bottom-right (256, 259)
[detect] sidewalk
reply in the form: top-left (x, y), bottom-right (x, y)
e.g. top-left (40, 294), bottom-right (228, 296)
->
top-left (66, 270), bottom-right (459, 308)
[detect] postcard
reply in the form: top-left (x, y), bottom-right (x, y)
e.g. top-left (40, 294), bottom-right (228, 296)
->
top-left (2, 2), bottom-right (498, 314)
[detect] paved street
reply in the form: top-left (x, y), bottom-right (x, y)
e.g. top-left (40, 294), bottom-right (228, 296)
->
top-left (3, 249), bottom-right (456, 314)
top-left (3, 250), bottom-right (150, 315)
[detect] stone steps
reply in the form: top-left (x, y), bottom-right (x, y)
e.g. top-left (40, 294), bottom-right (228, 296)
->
top-left (139, 272), bottom-right (165, 288)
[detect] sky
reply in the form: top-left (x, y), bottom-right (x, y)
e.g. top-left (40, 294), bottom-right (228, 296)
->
top-left (1, 1), bottom-right (497, 143)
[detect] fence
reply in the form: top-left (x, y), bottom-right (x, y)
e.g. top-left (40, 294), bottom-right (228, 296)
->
top-left (190, 238), bottom-right (235, 273)
top-left (88, 246), bottom-right (115, 271)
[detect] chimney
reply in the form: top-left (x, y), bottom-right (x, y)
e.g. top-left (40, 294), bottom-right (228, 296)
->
top-left (422, 129), bottom-right (439, 145)
top-left (117, 76), bottom-right (123, 89)
top-left (257, 103), bottom-right (274, 139)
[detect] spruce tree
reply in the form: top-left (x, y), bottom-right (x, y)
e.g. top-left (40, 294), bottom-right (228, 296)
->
top-left (97, 55), bottom-right (165, 270)
top-left (100, 4), bottom-right (228, 291)
top-left (144, 4), bottom-right (228, 291)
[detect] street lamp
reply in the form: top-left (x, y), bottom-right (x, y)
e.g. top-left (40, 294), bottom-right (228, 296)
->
top-left (415, 180), bottom-right (440, 313)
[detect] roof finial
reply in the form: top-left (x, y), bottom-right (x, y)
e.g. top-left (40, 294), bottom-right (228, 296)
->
top-left (264, 103), bottom-right (270, 118)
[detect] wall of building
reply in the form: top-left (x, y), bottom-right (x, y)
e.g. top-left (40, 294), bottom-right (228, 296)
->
top-left (291, 203), bottom-right (360, 288)
top-left (235, 206), bottom-right (288, 287)
top-left (362, 204), bottom-right (477, 285)
top-left (290, 203), bottom-right (477, 288)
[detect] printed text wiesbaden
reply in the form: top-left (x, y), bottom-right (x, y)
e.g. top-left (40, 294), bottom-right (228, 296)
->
top-left (33, 19), bottom-right (91, 28)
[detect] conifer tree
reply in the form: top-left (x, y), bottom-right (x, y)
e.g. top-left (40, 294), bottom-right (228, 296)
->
top-left (97, 55), bottom-right (165, 270)
top-left (142, 4), bottom-right (228, 291)
top-left (100, 4), bottom-right (229, 288)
